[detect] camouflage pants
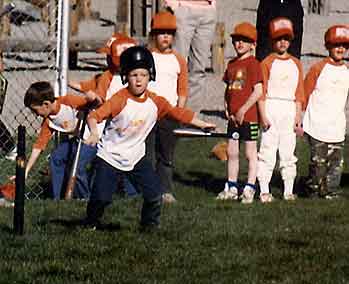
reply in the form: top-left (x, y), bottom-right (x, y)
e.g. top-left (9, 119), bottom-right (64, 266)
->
top-left (307, 135), bottom-right (344, 197)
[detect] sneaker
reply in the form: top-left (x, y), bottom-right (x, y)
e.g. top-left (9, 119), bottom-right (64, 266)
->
top-left (260, 193), bottom-right (274, 203)
top-left (0, 197), bottom-right (14, 208)
top-left (162, 193), bottom-right (177, 204)
top-left (241, 185), bottom-right (255, 204)
top-left (284, 194), bottom-right (297, 201)
top-left (5, 147), bottom-right (17, 161)
top-left (216, 182), bottom-right (238, 200)
top-left (324, 192), bottom-right (340, 200)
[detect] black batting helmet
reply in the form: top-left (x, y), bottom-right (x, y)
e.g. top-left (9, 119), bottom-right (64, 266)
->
top-left (120, 46), bottom-right (156, 84)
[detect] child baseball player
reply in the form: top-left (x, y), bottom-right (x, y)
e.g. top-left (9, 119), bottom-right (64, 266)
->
top-left (146, 11), bottom-right (188, 203)
top-left (24, 81), bottom-right (99, 200)
top-left (82, 46), bottom-right (215, 230)
top-left (303, 25), bottom-right (349, 199)
top-left (69, 33), bottom-right (139, 197)
top-left (216, 22), bottom-right (263, 204)
top-left (257, 17), bottom-right (305, 203)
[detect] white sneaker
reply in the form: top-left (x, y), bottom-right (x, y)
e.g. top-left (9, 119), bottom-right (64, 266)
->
top-left (284, 194), bottom-right (297, 201)
top-left (5, 147), bottom-right (17, 161)
top-left (0, 198), bottom-right (14, 208)
top-left (162, 193), bottom-right (177, 204)
top-left (260, 193), bottom-right (274, 203)
top-left (216, 182), bottom-right (238, 200)
top-left (241, 186), bottom-right (255, 204)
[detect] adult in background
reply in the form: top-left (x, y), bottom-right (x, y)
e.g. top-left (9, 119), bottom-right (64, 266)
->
top-left (162, 0), bottom-right (217, 107)
top-left (256, 0), bottom-right (304, 60)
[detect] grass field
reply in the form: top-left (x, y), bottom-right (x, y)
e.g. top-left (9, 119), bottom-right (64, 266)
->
top-left (1, 137), bottom-right (349, 283)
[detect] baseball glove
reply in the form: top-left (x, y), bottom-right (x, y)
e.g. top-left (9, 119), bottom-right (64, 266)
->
top-left (0, 182), bottom-right (15, 200)
top-left (210, 141), bottom-right (228, 161)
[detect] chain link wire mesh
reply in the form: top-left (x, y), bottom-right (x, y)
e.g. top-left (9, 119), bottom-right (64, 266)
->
top-left (0, 0), bottom-right (58, 199)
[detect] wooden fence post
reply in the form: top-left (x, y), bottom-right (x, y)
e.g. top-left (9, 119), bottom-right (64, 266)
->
top-left (211, 22), bottom-right (226, 75)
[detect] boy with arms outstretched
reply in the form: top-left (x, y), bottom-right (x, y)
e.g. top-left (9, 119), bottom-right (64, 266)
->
top-left (83, 46), bottom-right (215, 230)
top-left (216, 22), bottom-right (263, 204)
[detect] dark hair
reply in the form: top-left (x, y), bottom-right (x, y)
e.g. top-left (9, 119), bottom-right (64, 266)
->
top-left (24, 81), bottom-right (55, 108)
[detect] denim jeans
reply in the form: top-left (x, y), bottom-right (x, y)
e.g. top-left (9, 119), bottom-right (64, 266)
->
top-left (87, 156), bottom-right (162, 226)
top-left (50, 139), bottom-right (97, 200)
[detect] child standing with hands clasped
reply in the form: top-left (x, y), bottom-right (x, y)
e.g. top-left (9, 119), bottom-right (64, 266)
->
top-left (83, 46), bottom-right (215, 231)
top-left (216, 22), bottom-right (263, 204)
top-left (257, 17), bottom-right (304, 203)
top-left (303, 25), bottom-right (349, 199)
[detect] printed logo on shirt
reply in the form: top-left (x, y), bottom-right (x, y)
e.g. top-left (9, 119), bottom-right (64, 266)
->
top-left (229, 68), bottom-right (246, 91)
top-left (115, 119), bottom-right (145, 135)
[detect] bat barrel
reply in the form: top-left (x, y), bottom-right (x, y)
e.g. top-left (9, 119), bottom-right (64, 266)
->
top-left (13, 125), bottom-right (26, 235)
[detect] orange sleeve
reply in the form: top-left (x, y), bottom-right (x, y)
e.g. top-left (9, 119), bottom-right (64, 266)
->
top-left (150, 93), bottom-right (194, 123)
top-left (32, 119), bottom-right (53, 150)
top-left (293, 57), bottom-right (305, 105)
top-left (79, 76), bottom-right (98, 92)
top-left (260, 55), bottom-right (273, 101)
top-left (173, 51), bottom-right (188, 100)
top-left (59, 94), bottom-right (89, 109)
top-left (303, 60), bottom-right (326, 110)
top-left (89, 89), bottom-right (127, 123)
top-left (94, 70), bottom-right (114, 101)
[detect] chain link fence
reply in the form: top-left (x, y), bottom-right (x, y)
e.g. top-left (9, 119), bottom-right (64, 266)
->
top-left (0, 0), bottom-right (59, 199)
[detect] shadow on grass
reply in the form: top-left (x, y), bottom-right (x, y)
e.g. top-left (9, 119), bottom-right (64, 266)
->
top-left (174, 171), bottom-right (225, 194)
top-left (37, 218), bottom-right (121, 232)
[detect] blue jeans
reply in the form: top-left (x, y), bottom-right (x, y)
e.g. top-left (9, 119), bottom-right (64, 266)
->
top-left (87, 156), bottom-right (163, 226)
top-left (50, 139), bottom-right (97, 200)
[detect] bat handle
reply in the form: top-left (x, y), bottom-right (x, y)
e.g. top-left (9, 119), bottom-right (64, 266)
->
top-left (65, 177), bottom-right (76, 200)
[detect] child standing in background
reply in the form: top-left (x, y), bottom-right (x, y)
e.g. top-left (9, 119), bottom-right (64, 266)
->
top-left (257, 17), bottom-right (304, 203)
top-left (146, 11), bottom-right (188, 203)
top-left (303, 25), bottom-right (349, 199)
top-left (216, 22), bottom-right (263, 204)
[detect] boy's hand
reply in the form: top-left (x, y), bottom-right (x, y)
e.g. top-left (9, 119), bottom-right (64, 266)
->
top-left (229, 114), bottom-right (238, 127)
top-left (85, 91), bottom-right (103, 106)
top-left (260, 116), bottom-right (271, 131)
top-left (294, 114), bottom-right (303, 136)
top-left (235, 107), bottom-right (247, 125)
top-left (201, 122), bottom-right (216, 130)
top-left (84, 132), bottom-right (99, 146)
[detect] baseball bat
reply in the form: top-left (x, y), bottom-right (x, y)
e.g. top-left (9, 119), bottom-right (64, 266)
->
top-left (173, 128), bottom-right (229, 138)
top-left (64, 99), bottom-right (99, 200)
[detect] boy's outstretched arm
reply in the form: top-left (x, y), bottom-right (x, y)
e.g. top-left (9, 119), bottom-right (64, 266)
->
top-left (235, 82), bottom-right (263, 125)
top-left (25, 148), bottom-right (42, 179)
top-left (84, 116), bottom-right (99, 146)
top-left (190, 113), bottom-right (216, 130)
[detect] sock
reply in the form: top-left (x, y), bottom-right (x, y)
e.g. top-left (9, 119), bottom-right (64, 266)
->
top-left (244, 183), bottom-right (256, 191)
top-left (284, 179), bottom-right (294, 196)
top-left (258, 181), bottom-right (269, 195)
top-left (227, 180), bottom-right (238, 189)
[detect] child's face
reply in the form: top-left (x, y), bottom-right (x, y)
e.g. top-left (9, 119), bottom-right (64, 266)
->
top-left (272, 37), bottom-right (291, 55)
top-left (232, 38), bottom-right (255, 57)
top-left (30, 101), bottom-right (52, 118)
top-left (155, 32), bottom-right (174, 51)
top-left (127, 68), bottom-right (150, 96)
top-left (328, 43), bottom-right (348, 62)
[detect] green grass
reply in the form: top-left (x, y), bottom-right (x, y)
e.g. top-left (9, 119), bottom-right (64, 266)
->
top-left (1, 137), bottom-right (349, 283)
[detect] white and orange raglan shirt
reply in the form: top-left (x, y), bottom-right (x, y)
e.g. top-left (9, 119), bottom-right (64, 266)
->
top-left (88, 88), bottom-right (194, 171)
top-left (303, 57), bottom-right (349, 143)
top-left (257, 53), bottom-right (304, 186)
top-left (148, 48), bottom-right (188, 107)
top-left (33, 95), bottom-right (89, 151)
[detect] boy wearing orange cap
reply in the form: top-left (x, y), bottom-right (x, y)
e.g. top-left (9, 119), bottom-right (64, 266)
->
top-left (216, 22), bottom-right (263, 204)
top-left (146, 11), bottom-right (188, 203)
top-left (257, 17), bottom-right (304, 203)
top-left (302, 25), bottom-right (349, 199)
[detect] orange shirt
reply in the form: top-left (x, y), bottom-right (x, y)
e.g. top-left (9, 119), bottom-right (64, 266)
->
top-left (223, 56), bottom-right (263, 122)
